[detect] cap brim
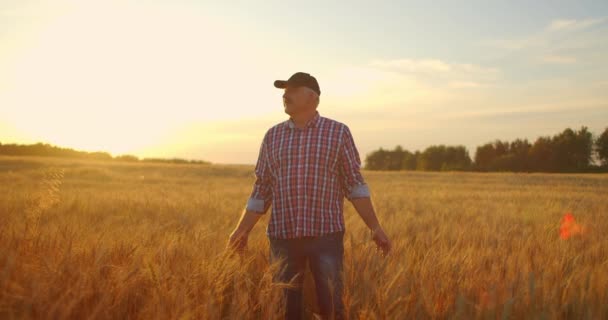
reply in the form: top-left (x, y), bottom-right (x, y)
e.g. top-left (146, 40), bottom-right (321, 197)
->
top-left (274, 80), bottom-right (288, 88)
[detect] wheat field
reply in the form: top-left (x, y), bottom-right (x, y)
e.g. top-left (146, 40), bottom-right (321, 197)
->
top-left (1, 155), bottom-right (607, 319)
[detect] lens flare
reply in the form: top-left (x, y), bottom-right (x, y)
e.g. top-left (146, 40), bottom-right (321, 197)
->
top-left (559, 212), bottom-right (585, 240)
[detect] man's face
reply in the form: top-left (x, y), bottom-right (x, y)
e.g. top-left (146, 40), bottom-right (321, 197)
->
top-left (282, 86), bottom-right (315, 116)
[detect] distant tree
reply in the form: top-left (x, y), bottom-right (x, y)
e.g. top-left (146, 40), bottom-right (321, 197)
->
top-left (529, 136), bottom-right (555, 172)
top-left (170, 158), bottom-right (189, 164)
top-left (442, 146), bottom-right (472, 170)
top-left (596, 127), bottom-right (608, 167)
top-left (387, 145), bottom-right (406, 170)
top-left (364, 148), bottom-right (387, 170)
top-left (508, 139), bottom-right (531, 171)
top-left (364, 146), bottom-right (413, 171)
top-left (402, 150), bottom-right (419, 170)
top-left (494, 140), bottom-right (509, 158)
top-left (363, 125), bottom-right (600, 173)
top-left (190, 159), bottom-right (212, 165)
top-left (115, 154), bottom-right (139, 162)
top-left (417, 145), bottom-right (471, 171)
top-left (417, 145), bottom-right (444, 171)
top-left (0, 142), bottom-right (209, 164)
top-left (87, 151), bottom-right (113, 161)
top-left (474, 143), bottom-right (496, 171)
top-left (474, 139), bottom-right (527, 171)
top-left (483, 139), bottom-right (532, 172)
top-left (551, 127), bottom-right (593, 172)
top-left (142, 157), bottom-right (211, 165)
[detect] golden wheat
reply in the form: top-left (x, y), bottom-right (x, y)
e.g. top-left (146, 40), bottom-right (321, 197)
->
top-left (1, 155), bottom-right (607, 319)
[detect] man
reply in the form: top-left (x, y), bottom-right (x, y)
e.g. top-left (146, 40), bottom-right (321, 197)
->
top-left (228, 72), bottom-right (391, 320)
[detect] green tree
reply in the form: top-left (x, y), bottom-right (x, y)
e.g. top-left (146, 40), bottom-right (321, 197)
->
top-left (402, 150), bottom-right (419, 170)
top-left (365, 148), bottom-right (389, 170)
top-left (529, 136), bottom-right (555, 172)
top-left (508, 139), bottom-right (531, 171)
top-left (442, 146), bottom-right (472, 171)
top-left (417, 145), bottom-right (445, 171)
top-left (474, 143), bottom-right (496, 171)
top-left (418, 145), bottom-right (471, 171)
top-left (365, 146), bottom-right (415, 171)
top-left (552, 127), bottom-right (593, 172)
top-left (596, 127), bottom-right (608, 167)
top-left (387, 145), bottom-right (406, 170)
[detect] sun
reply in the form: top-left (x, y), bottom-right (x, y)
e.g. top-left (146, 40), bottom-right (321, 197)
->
top-left (1, 1), bottom-right (279, 156)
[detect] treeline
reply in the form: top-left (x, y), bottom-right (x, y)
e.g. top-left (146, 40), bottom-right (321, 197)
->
top-left (365, 126), bottom-right (608, 173)
top-left (0, 142), bottom-right (211, 165)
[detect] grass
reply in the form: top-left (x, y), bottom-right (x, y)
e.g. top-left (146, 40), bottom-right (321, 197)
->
top-left (1, 155), bottom-right (607, 319)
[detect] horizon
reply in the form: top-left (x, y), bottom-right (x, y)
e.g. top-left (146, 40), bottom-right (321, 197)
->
top-left (1, 0), bottom-right (607, 165)
top-left (1, 122), bottom-right (604, 168)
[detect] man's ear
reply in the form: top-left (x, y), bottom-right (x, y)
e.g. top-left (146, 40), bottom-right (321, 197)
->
top-left (309, 91), bottom-right (318, 105)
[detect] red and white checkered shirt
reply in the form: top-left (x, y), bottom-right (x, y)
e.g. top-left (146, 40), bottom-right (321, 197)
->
top-left (246, 111), bottom-right (370, 239)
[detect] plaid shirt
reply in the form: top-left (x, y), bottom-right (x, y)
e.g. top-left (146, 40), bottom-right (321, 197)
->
top-left (246, 111), bottom-right (370, 239)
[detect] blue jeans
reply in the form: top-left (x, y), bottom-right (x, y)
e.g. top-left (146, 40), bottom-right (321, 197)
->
top-left (269, 230), bottom-right (345, 320)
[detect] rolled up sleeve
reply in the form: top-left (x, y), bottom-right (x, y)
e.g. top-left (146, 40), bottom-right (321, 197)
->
top-left (338, 125), bottom-right (370, 201)
top-left (246, 132), bottom-right (273, 213)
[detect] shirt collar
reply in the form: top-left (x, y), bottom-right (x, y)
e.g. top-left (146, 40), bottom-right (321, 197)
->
top-left (286, 111), bottom-right (321, 130)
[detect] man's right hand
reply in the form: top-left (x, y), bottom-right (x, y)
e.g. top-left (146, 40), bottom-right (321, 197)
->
top-left (227, 229), bottom-right (249, 254)
top-left (372, 226), bottom-right (392, 256)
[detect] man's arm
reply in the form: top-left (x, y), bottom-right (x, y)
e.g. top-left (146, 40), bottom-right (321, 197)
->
top-left (338, 126), bottom-right (392, 254)
top-left (228, 209), bottom-right (264, 253)
top-left (350, 197), bottom-right (381, 231)
top-left (232, 209), bottom-right (264, 234)
top-left (351, 196), bottom-right (392, 255)
top-left (227, 131), bottom-right (272, 253)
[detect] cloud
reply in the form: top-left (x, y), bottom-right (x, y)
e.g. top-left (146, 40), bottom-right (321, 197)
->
top-left (448, 81), bottom-right (485, 89)
top-left (593, 80), bottom-right (608, 88)
top-left (367, 58), bottom-right (500, 90)
top-left (108, 55), bottom-right (607, 164)
top-left (481, 15), bottom-right (608, 74)
top-left (370, 58), bottom-right (499, 77)
top-left (312, 57), bottom-right (502, 120)
top-left (484, 16), bottom-right (607, 51)
top-left (370, 59), bottom-right (452, 73)
top-left (458, 98), bottom-right (608, 121)
top-left (546, 18), bottom-right (606, 32)
top-left (539, 54), bottom-right (577, 64)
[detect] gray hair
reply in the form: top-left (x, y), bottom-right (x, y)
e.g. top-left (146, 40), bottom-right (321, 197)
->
top-left (303, 87), bottom-right (320, 106)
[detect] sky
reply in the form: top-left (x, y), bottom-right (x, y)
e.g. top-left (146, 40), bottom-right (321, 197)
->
top-left (1, 0), bottom-right (607, 164)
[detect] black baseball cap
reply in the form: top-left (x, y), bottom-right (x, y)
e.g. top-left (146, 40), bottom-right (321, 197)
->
top-left (274, 72), bottom-right (321, 96)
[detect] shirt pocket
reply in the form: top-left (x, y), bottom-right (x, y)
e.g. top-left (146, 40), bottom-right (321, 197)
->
top-left (270, 138), bottom-right (295, 175)
top-left (313, 139), bottom-right (339, 173)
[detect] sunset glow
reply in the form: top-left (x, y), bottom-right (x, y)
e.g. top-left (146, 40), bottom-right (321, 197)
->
top-left (1, 0), bottom-right (607, 163)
